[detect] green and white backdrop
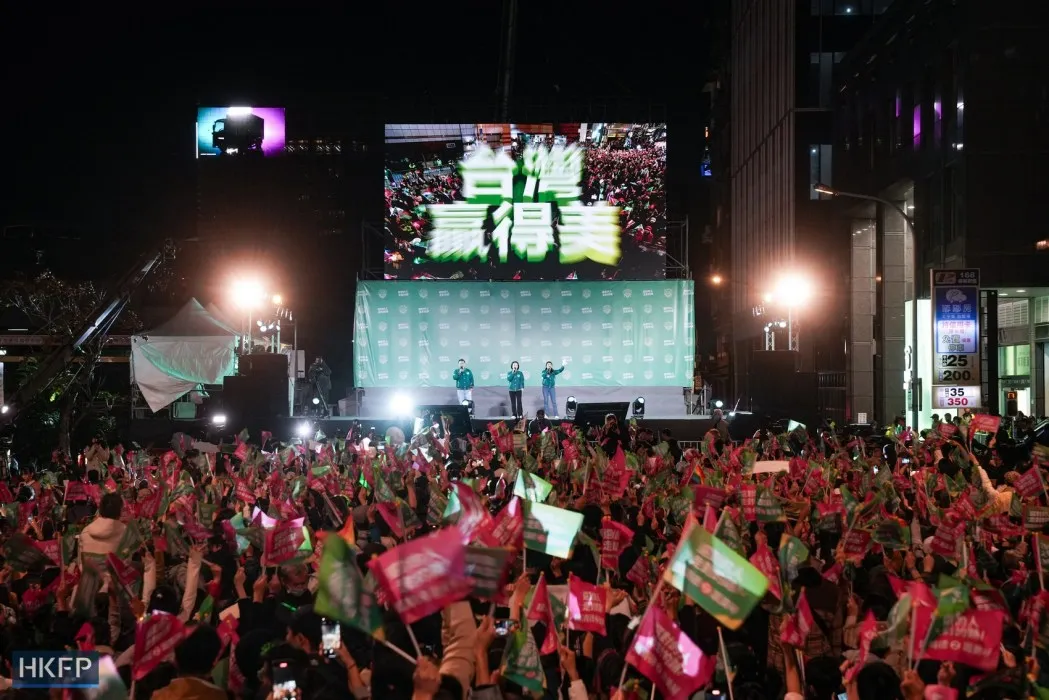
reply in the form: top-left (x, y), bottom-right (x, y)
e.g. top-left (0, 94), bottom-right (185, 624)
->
top-left (353, 280), bottom-right (694, 417)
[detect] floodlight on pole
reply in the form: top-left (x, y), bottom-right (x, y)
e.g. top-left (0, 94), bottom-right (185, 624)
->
top-left (814, 181), bottom-right (920, 429)
top-left (231, 279), bottom-right (266, 309)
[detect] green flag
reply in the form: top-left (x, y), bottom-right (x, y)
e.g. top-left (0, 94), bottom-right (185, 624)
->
top-left (665, 524), bottom-right (769, 630)
top-left (873, 517), bottom-right (911, 550)
top-left (879, 593), bottom-right (911, 647)
top-left (935, 574), bottom-right (970, 618)
top-left (522, 501), bottom-right (584, 559)
top-left (778, 534), bottom-right (809, 584)
top-left (501, 613), bottom-right (545, 694)
top-left (714, 514), bottom-right (743, 554)
top-left (116, 519), bottom-right (147, 560)
top-left (755, 488), bottom-right (786, 523)
top-left (514, 469), bottom-right (554, 504)
top-left (314, 535), bottom-right (384, 638)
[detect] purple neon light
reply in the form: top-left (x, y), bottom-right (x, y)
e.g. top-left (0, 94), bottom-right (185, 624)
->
top-left (913, 105), bottom-right (921, 142)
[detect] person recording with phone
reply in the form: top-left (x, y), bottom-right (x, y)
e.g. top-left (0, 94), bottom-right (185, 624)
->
top-left (506, 360), bottom-right (524, 419)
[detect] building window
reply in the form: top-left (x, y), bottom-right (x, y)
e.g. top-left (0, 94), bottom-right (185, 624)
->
top-left (809, 144), bottom-right (833, 199)
top-left (809, 52), bottom-right (844, 108)
top-left (812, 0), bottom-right (881, 14)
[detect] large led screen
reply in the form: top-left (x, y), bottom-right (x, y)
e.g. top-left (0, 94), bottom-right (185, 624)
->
top-left (197, 107), bottom-right (286, 158)
top-left (384, 123), bottom-right (667, 280)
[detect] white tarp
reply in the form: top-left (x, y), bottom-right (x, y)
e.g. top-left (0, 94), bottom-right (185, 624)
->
top-left (131, 299), bottom-right (237, 412)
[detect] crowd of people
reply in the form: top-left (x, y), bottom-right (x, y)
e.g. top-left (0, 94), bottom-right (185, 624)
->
top-left (0, 408), bottom-right (1046, 699)
top-left (383, 129), bottom-right (666, 281)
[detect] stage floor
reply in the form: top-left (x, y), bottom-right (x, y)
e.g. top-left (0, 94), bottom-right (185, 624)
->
top-left (340, 385), bottom-right (694, 421)
top-left (128, 413), bottom-right (716, 446)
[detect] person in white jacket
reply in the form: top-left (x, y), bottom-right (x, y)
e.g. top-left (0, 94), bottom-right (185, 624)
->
top-left (79, 493), bottom-right (127, 561)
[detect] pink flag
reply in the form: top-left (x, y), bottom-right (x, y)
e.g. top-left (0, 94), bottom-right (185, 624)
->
top-left (490, 497), bottom-right (525, 550)
top-left (1015, 466), bottom-right (1043, 498)
top-left (376, 501), bottom-right (406, 539)
top-left (449, 482), bottom-right (495, 545)
top-left (368, 526), bottom-right (471, 624)
top-left (749, 544), bottom-right (782, 600)
top-left (625, 604), bottom-right (715, 700)
top-left (599, 519), bottom-right (635, 570)
top-left (526, 575), bottom-right (559, 654)
top-left (913, 607), bottom-right (1004, 672)
top-left (780, 590), bottom-right (815, 646)
top-left (923, 686), bottom-right (959, 700)
top-left (741, 484), bottom-right (757, 521)
top-left (133, 612), bottom-right (186, 680)
top-left (262, 517), bottom-right (305, 566)
top-left (846, 611), bottom-right (879, 681)
top-left (567, 574), bottom-right (606, 635)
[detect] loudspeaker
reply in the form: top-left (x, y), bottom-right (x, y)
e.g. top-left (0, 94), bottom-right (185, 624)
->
top-left (241, 353), bottom-right (288, 378)
top-left (573, 402), bottom-right (630, 429)
top-left (223, 374), bottom-right (289, 421)
top-left (413, 405), bottom-right (472, 437)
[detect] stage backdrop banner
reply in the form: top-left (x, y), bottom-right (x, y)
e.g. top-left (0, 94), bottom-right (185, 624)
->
top-left (354, 281), bottom-right (694, 389)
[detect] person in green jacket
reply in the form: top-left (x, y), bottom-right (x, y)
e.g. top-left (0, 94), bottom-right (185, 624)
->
top-left (506, 361), bottom-right (525, 419)
top-left (453, 358), bottom-right (474, 404)
top-left (540, 360), bottom-right (565, 417)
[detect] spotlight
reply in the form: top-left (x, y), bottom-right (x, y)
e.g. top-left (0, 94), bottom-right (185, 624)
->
top-left (714, 400), bottom-right (724, 409)
top-left (389, 393), bottom-right (413, 416)
top-left (211, 413), bottom-right (227, 426)
top-left (632, 396), bottom-right (645, 418)
top-left (296, 421), bottom-right (312, 438)
top-left (778, 321), bottom-right (787, 328)
top-left (312, 397), bottom-right (321, 406)
top-left (461, 399), bottom-right (475, 416)
top-left (0, 405), bottom-right (8, 414)
top-left (565, 396), bottom-right (578, 420)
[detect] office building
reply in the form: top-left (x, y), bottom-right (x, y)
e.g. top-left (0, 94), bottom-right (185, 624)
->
top-left (711, 0), bottom-right (893, 419)
top-left (833, 0), bottom-right (1049, 424)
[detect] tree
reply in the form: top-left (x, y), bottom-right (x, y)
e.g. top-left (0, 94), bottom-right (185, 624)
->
top-left (3, 271), bottom-right (142, 458)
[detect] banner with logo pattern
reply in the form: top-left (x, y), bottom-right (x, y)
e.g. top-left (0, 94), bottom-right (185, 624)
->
top-left (354, 281), bottom-right (694, 389)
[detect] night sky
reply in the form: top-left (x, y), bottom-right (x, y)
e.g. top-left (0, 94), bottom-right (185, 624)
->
top-left (2, 2), bottom-right (712, 388)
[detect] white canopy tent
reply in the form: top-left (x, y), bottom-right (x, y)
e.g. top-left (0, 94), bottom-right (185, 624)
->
top-left (131, 299), bottom-right (238, 412)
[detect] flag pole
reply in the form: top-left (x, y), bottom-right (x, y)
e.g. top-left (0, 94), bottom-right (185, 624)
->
top-left (717, 626), bottom-right (736, 700)
top-left (405, 623), bottom-right (424, 659)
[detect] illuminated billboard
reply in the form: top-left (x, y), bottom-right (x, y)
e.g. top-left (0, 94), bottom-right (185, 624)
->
top-left (196, 107), bottom-right (286, 158)
top-left (384, 123), bottom-right (667, 280)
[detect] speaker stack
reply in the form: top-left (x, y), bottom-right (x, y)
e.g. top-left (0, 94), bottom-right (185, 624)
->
top-left (223, 354), bottom-right (289, 421)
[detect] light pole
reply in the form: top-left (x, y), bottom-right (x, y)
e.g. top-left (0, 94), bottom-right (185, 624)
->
top-left (814, 183), bottom-right (919, 430)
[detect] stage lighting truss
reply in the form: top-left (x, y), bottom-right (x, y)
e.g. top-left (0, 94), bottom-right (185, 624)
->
top-left (632, 396), bottom-right (645, 418)
top-left (565, 396), bottom-right (578, 420)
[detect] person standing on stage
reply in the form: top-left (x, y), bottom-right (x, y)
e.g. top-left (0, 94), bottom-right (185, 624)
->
top-left (453, 358), bottom-right (475, 404)
top-left (506, 361), bottom-right (525, 419)
top-left (540, 359), bottom-right (566, 418)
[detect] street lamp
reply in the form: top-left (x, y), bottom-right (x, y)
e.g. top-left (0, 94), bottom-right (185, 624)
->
top-left (815, 182), bottom-right (919, 430)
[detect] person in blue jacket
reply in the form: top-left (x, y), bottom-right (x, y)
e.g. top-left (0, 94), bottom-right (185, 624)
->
top-left (540, 360), bottom-right (566, 418)
top-left (452, 358), bottom-right (474, 404)
top-left (506, 361), bottom-right (525, 419)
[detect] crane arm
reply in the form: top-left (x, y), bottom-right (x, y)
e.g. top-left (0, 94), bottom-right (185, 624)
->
top-left (1, 238), bottom-right (175, 423)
